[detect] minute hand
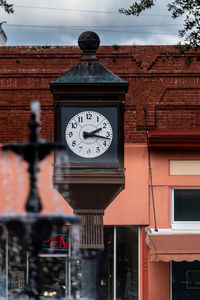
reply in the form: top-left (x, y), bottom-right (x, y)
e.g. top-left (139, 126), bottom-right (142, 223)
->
top-left (88, 128), bottom-right (102, 135)
top-left (84, 133), bottom-right (111, 140)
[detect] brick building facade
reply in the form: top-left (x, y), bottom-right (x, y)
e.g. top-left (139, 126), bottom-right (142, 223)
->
top-left (0, 44), bottom-right (200, 300)
top-left (1, 45), bottom-right (200, 143)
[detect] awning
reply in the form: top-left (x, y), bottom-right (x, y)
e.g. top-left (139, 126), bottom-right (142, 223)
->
top-left (146, 228), bottom-right (200, 262)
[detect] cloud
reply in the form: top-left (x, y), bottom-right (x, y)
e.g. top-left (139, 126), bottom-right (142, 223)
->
top-left (1, 0), bottom-right (184, 46)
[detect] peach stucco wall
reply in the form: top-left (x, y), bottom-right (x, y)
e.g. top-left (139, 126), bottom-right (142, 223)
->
top-left (149, 149), bottom-right (200, 229)
top-left (140, 225), bottom-right (170, 300)
top-left (0, 151), bottom-right (73, 215)
top-left (0, 144), bottom-right (149, 225)
top-left (1, 145), bottom-right (199, 228)
top-left (149, 261), bottom-right (170, 300)
top-left (104, 144), bottom-right (149, 225)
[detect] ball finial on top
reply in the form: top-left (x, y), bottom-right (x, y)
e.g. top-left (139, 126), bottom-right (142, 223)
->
top-left (78, 31), bottom-right (100, 57)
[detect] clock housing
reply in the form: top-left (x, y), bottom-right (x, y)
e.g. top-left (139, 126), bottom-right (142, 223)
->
top-left (50, 31), bottom-right (128, 221)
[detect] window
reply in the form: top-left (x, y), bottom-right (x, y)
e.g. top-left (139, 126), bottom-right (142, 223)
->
top-left (98, 226), bottom-right (138, 300)
top-left (172, 189), bottom-right (200, 229)
top-left (0, 225), bottom-right (138, 300)
top-left (172, 261), bottom-right (200, 300)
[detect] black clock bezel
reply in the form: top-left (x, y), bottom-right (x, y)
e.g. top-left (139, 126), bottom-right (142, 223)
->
top-left (54, 101), bottom-right (124, 169)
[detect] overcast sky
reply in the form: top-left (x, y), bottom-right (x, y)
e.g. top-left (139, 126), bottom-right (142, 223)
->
top-left (1, 0), bottom-right (185, 46)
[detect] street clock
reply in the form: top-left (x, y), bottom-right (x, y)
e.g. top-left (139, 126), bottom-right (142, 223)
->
top-left (50, 31), bottom-right (129, 249)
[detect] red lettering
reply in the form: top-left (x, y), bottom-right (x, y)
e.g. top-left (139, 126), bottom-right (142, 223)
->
top-left (42, 237), bottom-right (51, 247)
top-left (42, 234), bottom-right (69, 251)
top-left (43, 237), bottom-right (51, 243)
top-left (51, 235), bottom-right (59, 249)
top-left (59, 236), bottom-right (69, 249)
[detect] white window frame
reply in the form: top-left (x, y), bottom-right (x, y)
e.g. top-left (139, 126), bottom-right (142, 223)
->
top-left (171, 188), bottom-right (200, 229)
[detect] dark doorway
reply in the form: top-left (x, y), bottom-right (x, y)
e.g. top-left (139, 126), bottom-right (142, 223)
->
top-left (172, 261), bottom-right (200, 300)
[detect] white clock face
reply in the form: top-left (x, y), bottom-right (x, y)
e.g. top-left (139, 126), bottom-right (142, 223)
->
top-left (65, 111), bottom-right (113, 158)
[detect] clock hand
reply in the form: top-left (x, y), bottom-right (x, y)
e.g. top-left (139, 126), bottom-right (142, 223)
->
top-left (83, 133), bottom-right (111, 140)
top-left (83, 128), bottom-right (102, 137)
top-left (90, 127), bottom-right (102, 134)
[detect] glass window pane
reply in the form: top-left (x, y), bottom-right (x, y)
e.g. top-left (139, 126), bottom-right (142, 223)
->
top-left (98, 227), bottom-right (114, 300)
top-left (39, 257), bottom-right (66, 298)
top-left (8, 231), bottom-right (27, 298)
top-left (174, 189), bottom-right (200, 221)
top-left (117, 226), bottom-right (138, 300)
top-left (0, 226), bottom-right (6, 298)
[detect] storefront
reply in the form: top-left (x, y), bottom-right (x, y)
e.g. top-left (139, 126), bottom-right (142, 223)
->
top-left (0, 225), bottom-right (139, 299)
top-left (144, 135), bottom-right (200, 300)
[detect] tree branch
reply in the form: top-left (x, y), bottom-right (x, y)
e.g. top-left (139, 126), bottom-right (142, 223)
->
top-left (0, 0), bottom-right (14, 14)
top-left (119, 0), bottom-right (200, 49)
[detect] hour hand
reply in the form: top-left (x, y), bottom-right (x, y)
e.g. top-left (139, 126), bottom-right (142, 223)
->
top-left (83, 128), bottom-right (102, 138)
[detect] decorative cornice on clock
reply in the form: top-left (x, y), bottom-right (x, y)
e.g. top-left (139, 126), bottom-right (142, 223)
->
top-left (50, 31), bottom-right (128, 87)
top-left (50, 61), bottom-right (128, 85)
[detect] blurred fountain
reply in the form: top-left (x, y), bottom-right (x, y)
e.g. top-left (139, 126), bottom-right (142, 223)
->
top-left (0, 101), bottom-right (80, 299)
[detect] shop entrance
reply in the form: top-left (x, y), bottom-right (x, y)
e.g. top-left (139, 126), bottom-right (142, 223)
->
top-left (172, 261), bottom-right (200, 300)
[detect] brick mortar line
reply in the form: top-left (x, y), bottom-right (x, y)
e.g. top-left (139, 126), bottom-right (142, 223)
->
top-left (0, 73), bottom-right (200, 77)
top-left (156, 105), bottom-right (200, 109)
top-left (0, 106), bottom-right (53, 110)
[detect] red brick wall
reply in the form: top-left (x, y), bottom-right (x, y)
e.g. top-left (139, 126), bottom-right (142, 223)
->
top-left (0, 45), bottom-right (200, 143)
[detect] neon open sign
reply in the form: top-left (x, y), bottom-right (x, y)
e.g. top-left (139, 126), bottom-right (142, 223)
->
top-left (42, 234), bottom-right (69, 252)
